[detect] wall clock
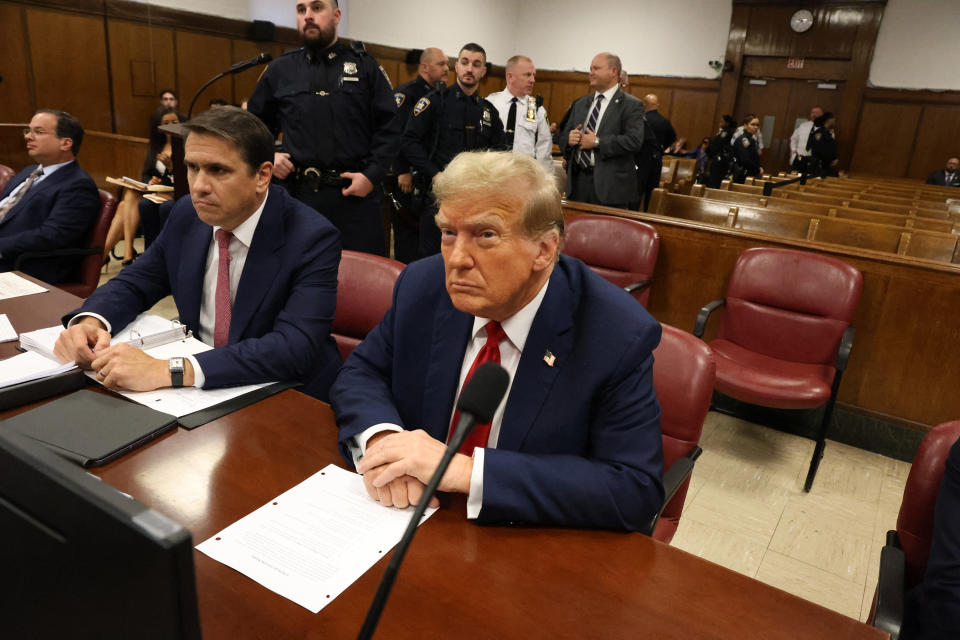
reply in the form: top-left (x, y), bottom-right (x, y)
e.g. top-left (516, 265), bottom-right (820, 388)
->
top-left (790, 9), bottom-right (814, 33)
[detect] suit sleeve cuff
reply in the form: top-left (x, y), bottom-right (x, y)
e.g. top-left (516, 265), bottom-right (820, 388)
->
top-left (466, 447), bottom-right (485, 520)
top-left (186, 355), bottom-right (204, 388)
top-left (349, 423), bottom-right (404, 468)
top-left (67, 312), bottom-right (112, 334)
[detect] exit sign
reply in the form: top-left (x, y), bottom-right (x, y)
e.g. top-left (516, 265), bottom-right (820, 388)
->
top-left (787, 58), bottom-right (805, 69)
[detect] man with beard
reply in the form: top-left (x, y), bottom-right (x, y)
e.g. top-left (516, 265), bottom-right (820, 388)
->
top-left (387, 47), bottom-right (449, 263)
top-left (401, 42), bottom-right (505, 256)
top-left (247, 0), bottom-right (401, 256)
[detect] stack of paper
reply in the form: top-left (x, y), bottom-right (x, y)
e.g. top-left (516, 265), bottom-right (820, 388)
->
top-left (0, 272), bottom-right (47, 301)
top-left (0, 351), bottom-right (76, 390)
top-left (19, 312), bottom-right (189, 360)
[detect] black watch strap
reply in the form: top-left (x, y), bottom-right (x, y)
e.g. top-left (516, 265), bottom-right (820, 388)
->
top-left (169, 357), bottom-right (184, 388)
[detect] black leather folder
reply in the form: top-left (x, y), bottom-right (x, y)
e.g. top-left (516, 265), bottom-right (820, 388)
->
top-left (2, 389), bottom-right (177, 467)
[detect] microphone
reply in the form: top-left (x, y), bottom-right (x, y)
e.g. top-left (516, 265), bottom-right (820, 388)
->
top-left (357, 362), bottom-right (509, 640)
top-left (228, 52), bottom-right (273, 74)
top-left (187, 53), bottom-right (273, 118)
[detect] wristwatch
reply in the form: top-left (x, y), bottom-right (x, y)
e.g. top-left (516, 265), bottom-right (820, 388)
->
top-left (169, 357), bottom-right (184, 388)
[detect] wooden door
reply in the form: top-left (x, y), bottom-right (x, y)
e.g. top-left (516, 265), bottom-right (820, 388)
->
top-left (735, 76), bottom-right (845, 175)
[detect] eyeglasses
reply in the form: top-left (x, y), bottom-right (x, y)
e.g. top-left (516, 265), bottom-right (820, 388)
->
top-left (23, 128), bottom-right (56, 137)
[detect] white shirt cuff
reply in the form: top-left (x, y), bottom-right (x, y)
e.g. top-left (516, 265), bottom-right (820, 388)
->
top-left (348, 423), bottom-right (404, 468)
top-left (466, 447), bottom-right (484, 520)
top-left (186, 355), bottom-right (204, 388)
top-left (67, 312), bottom-right (112, 333)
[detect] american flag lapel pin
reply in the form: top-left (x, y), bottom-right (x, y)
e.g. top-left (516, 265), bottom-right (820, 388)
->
top-left (543, 350), bottom-right (556, 367)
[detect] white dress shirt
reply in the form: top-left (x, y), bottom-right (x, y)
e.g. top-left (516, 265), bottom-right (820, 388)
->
top-left (485, 89), bottom-right (553, 172)
top-left (578, 84), bottom-right (620, 167)
top-left (790, 120), bottom-right (815, 163)
top-left (70, 190), bottom-right (268, 387)
top-left (351, 279), bottom-right (550, 519)
top-left (0, 159), bottom-right (74, 211)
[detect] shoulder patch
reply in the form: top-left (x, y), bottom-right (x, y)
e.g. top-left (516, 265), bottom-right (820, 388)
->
top-left (741, 137), bottom-right (751, 148)
top-left (394, 92), bottom-right (406, 108)
top-left (379, 65), bottom-right (393, 88)
top-left (413, 97), bottom-right (430, 116)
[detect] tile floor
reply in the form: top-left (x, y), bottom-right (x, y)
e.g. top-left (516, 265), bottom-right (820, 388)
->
top-left (104, 238), bottom-right (908, 626)
top-left (671, 411), bottom-right (909, 623)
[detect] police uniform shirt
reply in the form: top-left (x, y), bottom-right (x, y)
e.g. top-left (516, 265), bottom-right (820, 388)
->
top-left (401, 83), bottom-right (506, 180)
top-left (734, 131), bottom-right (761, 175)
top-left (391, 74), bottom-right (436, 175)
top-left (485, 89), bottom-right (553, 172)
top-left (246, 42), bottom-right (401, 186)
top-left (732, 126), bottom-right (765, 151)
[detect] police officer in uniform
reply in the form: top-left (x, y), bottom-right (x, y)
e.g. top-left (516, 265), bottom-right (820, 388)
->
top-left (705, 115), bottom-right (737, 188)
top-left (401, 42), bottom-right (506, 256)
top-left (246, 0), bottom-right (401, 256)
top-left (386, 47), bottom-right (448, 263)
top-left (806, 112), bottom-right (838, 178)
top-left (731, 115), bottom-right (763, 184)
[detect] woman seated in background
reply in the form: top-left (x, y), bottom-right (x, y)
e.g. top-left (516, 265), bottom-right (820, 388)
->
top-left (103, 108), bottom-right (178, 266)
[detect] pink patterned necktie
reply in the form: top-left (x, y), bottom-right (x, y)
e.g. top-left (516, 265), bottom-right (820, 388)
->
top-left (213, 229), bottom-right (232, 348)
top-left (448, 321), bottom-right (507, 454)
top-left (0, 166), bottom-right (43, 222)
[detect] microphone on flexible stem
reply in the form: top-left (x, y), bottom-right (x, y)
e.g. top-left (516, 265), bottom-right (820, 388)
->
top-left (186, 53), bottom-right (273, 119)
top-left (357, 362), bottom-right (510, 640)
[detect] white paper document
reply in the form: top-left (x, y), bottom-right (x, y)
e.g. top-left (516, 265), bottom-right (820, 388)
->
top-left (0, 314), bottom-right (16, 342)
top-left (197, 464), bottom-right (438, 613)
top-left (0, 351), bottom-right (77, 389)
top-left (0, 272), bottom-right (47, 300)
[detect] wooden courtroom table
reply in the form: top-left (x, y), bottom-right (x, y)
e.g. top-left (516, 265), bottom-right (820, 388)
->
top-left (0, 276), bottom-right (887, 639)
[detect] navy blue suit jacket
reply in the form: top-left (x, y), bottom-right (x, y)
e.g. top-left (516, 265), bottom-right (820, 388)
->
top-left (0, 161), bottom-right (100, 283)
top-left (903, 437), bottom-right (960, 639)
top-left (331, 254), bottom-right (664, 531)
top-left (65, 185), bottom-right (343, 401)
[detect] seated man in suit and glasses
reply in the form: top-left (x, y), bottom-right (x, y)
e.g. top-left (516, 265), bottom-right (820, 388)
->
top-left (53, 106), bottom-right (343, 401)
top-left (331, 150), bottom-right (664, 531)
top-left (926, 157), bottom-right (960, 188)
top-left (0, 110), bottom-right (100, 284)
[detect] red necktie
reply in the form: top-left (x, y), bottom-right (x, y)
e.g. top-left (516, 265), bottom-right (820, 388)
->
top-left (213, 229), bottom-right (232, 348)
top-left (448, 321), bottom-right (507, 454)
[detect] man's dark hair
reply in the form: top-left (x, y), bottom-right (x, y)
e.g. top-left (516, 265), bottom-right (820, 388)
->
top-left (181, 106), bottom-right (274, 174)
top-left (459, 42), bottom-right (486, 61)
top-left (160, 88), bottom-right (177, 98)
top-left (208, 98), bottom-right (229, 107)
top-left (35, 109), bottom-right (85, 155)
top-left (721, 114), bottom-right (736, 128)
top-left (814, 111), bottom-right (834, 128)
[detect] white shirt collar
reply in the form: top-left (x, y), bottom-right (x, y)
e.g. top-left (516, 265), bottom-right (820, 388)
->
top-left (37, 159), bottom-right (74, 178)
top-left (469, 277), bottom-right (550, 354)
top-left (507, 89), bottom-right (526, 102)
top-left (596, 84), bottom-right (619, 103)
top-left (213, 189), bottom-right (268, 247)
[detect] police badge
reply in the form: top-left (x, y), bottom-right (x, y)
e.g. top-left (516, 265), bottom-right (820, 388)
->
top-left (413, 97), bottom-right (430, 116)
top-left (394, 92), bottom-right (405, 108)
top-left (525, 96), bottom-right (537, 122)
top-left (741, 137), bottom-right (751, 147)
top-left (814, 132), bottom-right (822, 141)
top-left (343, 61), bottom-right (358, 75)
top-left (482, 108), bottom-right (492, 127)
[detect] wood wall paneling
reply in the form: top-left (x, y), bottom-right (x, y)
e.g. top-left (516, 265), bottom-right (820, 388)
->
top-left (175, 31), bottom-right (233, 117)
top-left (849, 102), bottom-right (923, 177)
top-left (716, 5), bottom-right (750, 124)
top-left (907, 105), bottom-right (960, 180)
top-left (670, 89), bottom-right (724, 147)
top-left (231, 39), bottom-right (283, 105)
top-left (0, 3), bottom-right (34, 123)
top-left (107, 20), bottom-right (176, 138)
top-left (25, 7), bottom-right (113, 131)
top-left (744, 6), bottom-right (860, 59)
top-left (0, 125), bottom-right (29, 171)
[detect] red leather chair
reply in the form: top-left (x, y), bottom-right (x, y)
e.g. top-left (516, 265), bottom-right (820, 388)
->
top-left (331, 250), bottom-right (404, 361)
top-left (641, 323), bottom-right (715, 543)
top-left (13, 189), bottom-right (117, 298)
top-left (871, 420), bottom-right (960, 639)
top-left (563, 213), bottom-right (659, 307)
top-left (694, 247), bottom-right (863, 492)
top-left (0, 164), bottom-right (14, 192)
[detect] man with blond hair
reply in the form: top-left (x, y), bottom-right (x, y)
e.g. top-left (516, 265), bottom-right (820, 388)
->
top-left (331, 150), bottom-right (663, 531)
top-left (486, 55), bottom-right (553, 172)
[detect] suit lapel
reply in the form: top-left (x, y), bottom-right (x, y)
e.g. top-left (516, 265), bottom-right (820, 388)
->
top-left (229, 188), bottom-right (283, 342)
top-left (497, 262), bottom-right (576, 451)
top-left (421, 299), bottom-right (473, 441)
top-left (597, 89), bottom-right (624, 136)
top-left (177, 215), bottom-right (211, 334)
top-left (0, 163), bottom-right (70, 227)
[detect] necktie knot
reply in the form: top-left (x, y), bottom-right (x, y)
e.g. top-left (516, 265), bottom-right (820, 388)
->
top-left (484, 321), bottom-right (506, 346)
top-left (216, 228), bottom-right (232, 251)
